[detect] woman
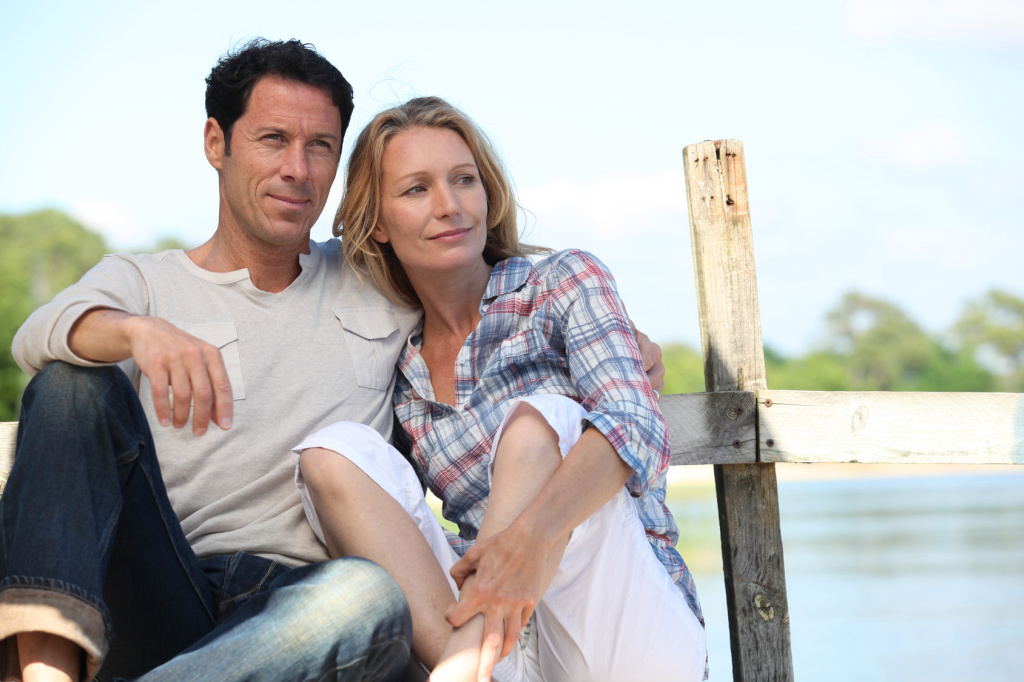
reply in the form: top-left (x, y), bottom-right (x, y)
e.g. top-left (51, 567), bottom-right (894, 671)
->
top-left (294, 97), bottom-right (706, 682)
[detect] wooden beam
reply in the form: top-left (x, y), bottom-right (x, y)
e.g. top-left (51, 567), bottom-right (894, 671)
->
top-left (684, 139), bottom-right (794, 681)
top-left (664, 391), bottom-right (757, 465)
top-left (759, 390), bottom-right (1024, 464)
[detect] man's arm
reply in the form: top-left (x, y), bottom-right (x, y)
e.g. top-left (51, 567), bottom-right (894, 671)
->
top-left (68, 309), bottom-right (233, 435)
top-left (13, 254), bottom-right (233, 436)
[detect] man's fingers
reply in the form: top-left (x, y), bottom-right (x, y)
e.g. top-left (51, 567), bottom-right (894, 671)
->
top-left (189, 367), bottom-right (214, 437)
top-left (149, 374), bottom-right (173, 427)
top-left (207, 352), bottom-right (234, 430)
top-left (169, 364), bottom-right (192, 429)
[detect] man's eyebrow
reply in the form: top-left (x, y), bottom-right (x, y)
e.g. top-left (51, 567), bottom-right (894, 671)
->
top-left (255, 125), bottom-right (340, 142)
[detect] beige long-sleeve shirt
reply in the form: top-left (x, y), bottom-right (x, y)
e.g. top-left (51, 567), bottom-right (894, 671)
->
top-left (13, 239), bottom-right (420, 566)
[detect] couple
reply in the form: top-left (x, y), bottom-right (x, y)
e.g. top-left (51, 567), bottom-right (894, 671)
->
top-left (0, 39), bottom-right (703, 682)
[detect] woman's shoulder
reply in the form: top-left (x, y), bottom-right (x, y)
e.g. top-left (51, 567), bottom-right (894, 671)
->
top-left (530, 248), bottom-right (617, 285)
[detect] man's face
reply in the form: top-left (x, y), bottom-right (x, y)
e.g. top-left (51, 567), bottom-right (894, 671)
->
top-left (206, 75), bottom-right (343, 250)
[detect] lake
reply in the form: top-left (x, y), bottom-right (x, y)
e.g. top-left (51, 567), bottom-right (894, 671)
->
top-left (668, 470), bottom-right (1024, 681)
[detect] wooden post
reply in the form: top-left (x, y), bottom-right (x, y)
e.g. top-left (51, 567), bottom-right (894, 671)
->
top-left (683, 140), bottom-right (794, 681)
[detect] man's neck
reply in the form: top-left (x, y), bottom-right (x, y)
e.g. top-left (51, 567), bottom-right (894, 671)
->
top-left (187, 228), bottom-right (310, 293)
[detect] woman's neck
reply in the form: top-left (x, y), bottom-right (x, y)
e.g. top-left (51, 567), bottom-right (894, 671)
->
top-left (409, 259), bottom-right (493, 343)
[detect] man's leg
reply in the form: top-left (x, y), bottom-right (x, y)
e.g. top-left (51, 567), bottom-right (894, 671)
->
top-left (0, 362), bottom-right (216, 680)
top-left (137, 555), bottom-right (412, 682)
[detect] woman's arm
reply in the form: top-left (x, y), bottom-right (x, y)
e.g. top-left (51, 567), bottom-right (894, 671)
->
top-left (446, 250), bottom-right (670, 674)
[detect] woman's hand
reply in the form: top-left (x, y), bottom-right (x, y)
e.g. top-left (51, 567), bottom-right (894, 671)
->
top-left (446, 521), bottom-right (563, 679)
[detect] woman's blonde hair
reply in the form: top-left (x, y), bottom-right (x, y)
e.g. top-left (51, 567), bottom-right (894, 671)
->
top-left (334, 96), bottom-right (547, 306)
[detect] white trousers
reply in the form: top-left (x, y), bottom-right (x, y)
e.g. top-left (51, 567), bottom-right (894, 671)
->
top-left (294, 395), bottom-right (706, 682)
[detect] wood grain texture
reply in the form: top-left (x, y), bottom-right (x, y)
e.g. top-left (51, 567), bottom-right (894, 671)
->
top-left (684, 139), bottom-right (794, 682)
top-left (663, 391), bottom-right (757, 465)
top-left (759, 390), bottom-right (1024, 464)
top-left (0, 421), bottom-right (16, 494)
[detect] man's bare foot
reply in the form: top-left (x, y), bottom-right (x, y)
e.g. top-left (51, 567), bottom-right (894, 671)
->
top-left (17, 632), bottom-right (80, 682)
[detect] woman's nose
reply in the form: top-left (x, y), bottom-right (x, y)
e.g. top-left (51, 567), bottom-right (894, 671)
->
top-left (434, 186), bottom-right (460, 218)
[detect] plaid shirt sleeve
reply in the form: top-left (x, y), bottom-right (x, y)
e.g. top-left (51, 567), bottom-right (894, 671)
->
top-left (546, 250), bottom-right (670, 496)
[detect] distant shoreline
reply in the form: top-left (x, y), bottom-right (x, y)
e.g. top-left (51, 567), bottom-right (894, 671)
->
top-left (668, 463), bottom-right (1024, 486)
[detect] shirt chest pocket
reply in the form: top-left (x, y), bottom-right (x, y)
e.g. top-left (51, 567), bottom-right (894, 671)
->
top-left (178, 322), bottom-right (246, 400)
top-left (335, 308), bottom-right (400, 390)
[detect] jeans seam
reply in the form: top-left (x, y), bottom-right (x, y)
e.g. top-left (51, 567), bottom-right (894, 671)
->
top-left (312, 635), bottom-right (411, 682)
top-left (222, 560), bottom-right (280, 605)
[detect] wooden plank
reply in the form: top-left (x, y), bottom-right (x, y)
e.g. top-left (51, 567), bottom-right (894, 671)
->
top-left (1, 421), bottom-right (16, 494)
top-left (684, 139), bottom-right (793, 681)
top-left (664, 391), bottom-right (757, 465)
top-left (759, 390), bottom-right (1024, 464)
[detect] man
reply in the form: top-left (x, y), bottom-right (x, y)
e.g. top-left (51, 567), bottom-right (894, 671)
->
top-left (0, 39), bottom-right (664, 681)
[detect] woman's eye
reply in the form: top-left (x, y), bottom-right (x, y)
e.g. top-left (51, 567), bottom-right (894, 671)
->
top-left (404, 185), bottom-right (426, 195)
top-left (456, 175), bottom-right (476, 185)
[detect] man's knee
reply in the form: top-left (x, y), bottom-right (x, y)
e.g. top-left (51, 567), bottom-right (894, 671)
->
top-left (23, 362), bottom-right (134, 416)
top-left (275, 558), bottom-right (412, 642)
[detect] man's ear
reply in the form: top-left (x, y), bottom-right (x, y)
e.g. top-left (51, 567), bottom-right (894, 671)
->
top-left (371, 224), bottom-right (389, 244)
top-left (204, 118), bottom-right (226, 170)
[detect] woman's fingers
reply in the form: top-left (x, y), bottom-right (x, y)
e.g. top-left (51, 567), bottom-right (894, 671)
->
top-left (477, 616), bottom-right (505, 682)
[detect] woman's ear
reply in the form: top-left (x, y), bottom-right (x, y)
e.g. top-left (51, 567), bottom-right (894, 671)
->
top-left (371, 224), bottom-right (389, 244)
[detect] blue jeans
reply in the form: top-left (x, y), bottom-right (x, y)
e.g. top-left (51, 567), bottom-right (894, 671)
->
top-left (0, 362), bottom-right (412, 681)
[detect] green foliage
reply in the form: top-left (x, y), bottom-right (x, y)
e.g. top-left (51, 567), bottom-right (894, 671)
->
top-left (0, 210), bottom-right (110, 420)
top-left (660, 290), bottom-right (1014, 394)
top-left (661, 343), bottom-right (706, 394)
top-left (147, 236), bottom-right (194, 253)
top-left (951, 290), bottom-right (1024, 391)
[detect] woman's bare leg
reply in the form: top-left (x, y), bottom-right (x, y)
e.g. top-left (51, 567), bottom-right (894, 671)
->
top-left (432, 403), bottom-right (571, 681)
top-left (299, 448), bottom-right (457, 670)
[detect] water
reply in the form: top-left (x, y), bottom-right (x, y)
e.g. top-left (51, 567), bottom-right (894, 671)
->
top-left (668, 472), bottom-right (1024, 681)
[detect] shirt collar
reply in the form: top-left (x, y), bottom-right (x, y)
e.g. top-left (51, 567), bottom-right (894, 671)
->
top-left (481, 257), bottom-right (532, 307)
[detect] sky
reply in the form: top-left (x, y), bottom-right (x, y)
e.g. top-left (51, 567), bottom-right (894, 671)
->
top-left (1, 0), bottom-right (1022, 353)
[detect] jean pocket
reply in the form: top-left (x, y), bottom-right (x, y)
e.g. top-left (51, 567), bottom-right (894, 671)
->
top-left (334, 308), bottom-right (400, 390)
top-left (178, 322), bottom-right (246, 400)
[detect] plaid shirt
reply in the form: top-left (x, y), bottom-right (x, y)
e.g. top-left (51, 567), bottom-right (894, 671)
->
top-left (394, 250), bottom-right (702, 622)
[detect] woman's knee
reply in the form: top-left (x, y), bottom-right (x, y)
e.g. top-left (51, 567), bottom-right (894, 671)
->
top-left (298, 447), bottom-right (362, 498)
top-left (493, 402), bottom-right (562, 471)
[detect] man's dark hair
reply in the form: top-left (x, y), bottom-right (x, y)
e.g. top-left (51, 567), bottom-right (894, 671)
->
top-left (205, 38), bottom-right (354, 154)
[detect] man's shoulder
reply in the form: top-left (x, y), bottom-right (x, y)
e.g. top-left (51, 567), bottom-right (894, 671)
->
top-left (312, 237), bottom-right (343, 258)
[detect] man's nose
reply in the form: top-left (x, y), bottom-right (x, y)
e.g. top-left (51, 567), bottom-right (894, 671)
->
top-left (280, 144), bottom-right (311, 183)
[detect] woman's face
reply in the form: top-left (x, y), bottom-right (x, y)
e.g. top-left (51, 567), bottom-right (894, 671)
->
top-left (373, 125), bottom-right (489, 280)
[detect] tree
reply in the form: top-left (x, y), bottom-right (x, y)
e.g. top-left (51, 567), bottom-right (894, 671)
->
top-left (820, 292), bottom-right (994, 391)
top-left (0, 210), bottom-right (109, 420)
top-left (952, 290), bottom-right (1024, 391)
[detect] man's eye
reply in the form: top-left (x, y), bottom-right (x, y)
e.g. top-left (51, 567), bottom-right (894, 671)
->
top-left (311, 139), bottom-right (332, 149)
top-left (265, 134), bottom-right (284, 142)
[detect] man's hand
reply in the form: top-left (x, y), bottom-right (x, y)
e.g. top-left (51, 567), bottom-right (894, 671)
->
top-left (69, 309), bottom-right (233, 435)
top-left (446, 523), bottom-right (562, 681)
top-left (632, 325), bottom-right (665, 398)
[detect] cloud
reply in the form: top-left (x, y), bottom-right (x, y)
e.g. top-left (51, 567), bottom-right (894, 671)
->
top-left (861, 121), bottom-right (969, 167)
top-left (518, 171), bottom-right (688, 241)
top-left (69, 199), bottom-right (146, 249)
top-left (884, 225), bottom-right (988, 270)
top-left (844, 0), bottom-right (1024, 46)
